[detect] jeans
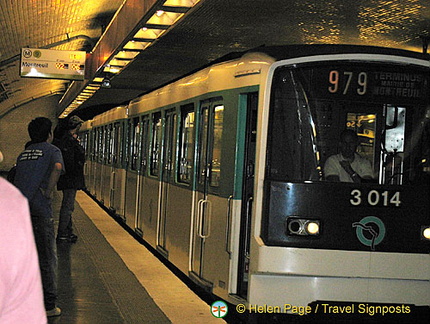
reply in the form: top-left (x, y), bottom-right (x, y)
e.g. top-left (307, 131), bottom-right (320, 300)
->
top-left (31, 216), bottom-right (58, 310)
top-left (58, 189), bottom-right (77, 237)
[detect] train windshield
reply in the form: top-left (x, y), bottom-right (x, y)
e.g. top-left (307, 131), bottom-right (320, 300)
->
top-left (267, 62), bottom-right (430, 186)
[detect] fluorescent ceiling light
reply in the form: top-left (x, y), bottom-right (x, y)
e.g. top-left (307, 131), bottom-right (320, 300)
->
top-left (147, 11), bottom-right (184, 26)
top-left (123, 40), bottom-right (151, 51)
top-left (163, 0), bottom-right (201, 7)
top-left (108, 58), bottom-right (130, 67)
top-left (133, 28), bottom-right (166, 40)
top-left (114, 51), bottom-right (140, 59)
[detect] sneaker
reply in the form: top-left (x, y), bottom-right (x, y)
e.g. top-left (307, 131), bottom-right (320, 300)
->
top-left (69, 233), bottom-right (78, 243)
top-left (46, 306), bottom-right (61, 317)
top-left (57, 234), bottom-right (78, 243)
top-left (56, 236), bottom-right (68, 243)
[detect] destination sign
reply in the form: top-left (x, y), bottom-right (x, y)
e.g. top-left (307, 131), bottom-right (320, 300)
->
top-left (307, 64), bottom-right (429, 103)
top-left (371, 71), bottom-right (424, 98)
top-left (20, 48), bottom-right (86, 81)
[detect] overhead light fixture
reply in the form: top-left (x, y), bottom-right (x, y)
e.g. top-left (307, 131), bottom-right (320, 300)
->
top-left (86, 84), bottom-right (101, 90)
top-left (163, 0), bottom-right (201, 6)
top-left (103, 66), bottom-right (121, 74)
top-left (60, 0), bottom-right (204, 118)
top-left (147, 10), bottom-right (184, 26)
top-left (114, 51), bottom-right (140, 60)
top-left (133, 28), bottom-right (166, 40)
top-left (123, 40), bottom-right (151, 51)
top-left (76, 95), bottom-right (91, 100)
top-left (108, 58), bottom-right (131, 67)
top-left (82, 88), bottom-right (96, 93)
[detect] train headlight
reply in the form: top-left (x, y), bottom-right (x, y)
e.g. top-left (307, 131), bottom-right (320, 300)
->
top-left (306, 221), bottom-right (320, 235)
top-left (286, 218), bottom-right (321, 236)
top-left (422, 226), bottom-right (430, 240)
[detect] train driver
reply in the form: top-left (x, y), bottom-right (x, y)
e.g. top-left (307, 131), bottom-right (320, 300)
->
top-left (324, 129), bottom-right (374, 183)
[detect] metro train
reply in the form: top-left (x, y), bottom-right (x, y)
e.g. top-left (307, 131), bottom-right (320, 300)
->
top-left (79, 45), bottom-right (430, 317)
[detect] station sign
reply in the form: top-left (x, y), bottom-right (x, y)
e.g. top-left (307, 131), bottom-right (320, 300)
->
top-left (20, 48), bottom-right (86, 81)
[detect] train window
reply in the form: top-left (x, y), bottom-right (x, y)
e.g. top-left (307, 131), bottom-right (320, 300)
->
top-left (178, 105), bottom-right (195, 184)
top-left (198, 107), bottom-right (209, 186)
top-left (80, 132), bottom-right (88, 154)
top-left (130, 117), bottom-right (140, 171)
top-left (90, 130), bottom-right (96, 162)
top-left (164, 110), bottom-right (177, 180)
top-left (120, 121), bottom-right (126, 166)
top-left (84, 133), bottom-right (90, 158)
top-left (102, 127), bottom-right (107, 164)
top-left (140, 116), bottom-right (150, 172)
top-left (150, 112), bottom-right (162, 176)
top-left (106, 124), bottom-right (113, 165)
top-left (94, 128), bottom-right (99, 163)
top-left (112, 122), bottom-right (121, 167)
top-left (125, 119), bottom-right (132, 168)
top-left (345, 112), bottom-right (377, 169)
top-left (267, 63), bottom-right (430, 185)
top-left (96, 127), bottom-right (104, 164)
top-left (198, 102), bottom-right (224, 188)
top-left (209, 105), bottom-right (224, 187)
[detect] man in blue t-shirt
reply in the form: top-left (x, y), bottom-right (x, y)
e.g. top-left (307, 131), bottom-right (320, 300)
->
top-left (14, 117), bottom-right (64, 318)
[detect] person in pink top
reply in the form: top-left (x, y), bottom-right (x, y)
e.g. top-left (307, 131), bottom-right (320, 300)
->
top-left (0, 177), bottom-right (46, 323)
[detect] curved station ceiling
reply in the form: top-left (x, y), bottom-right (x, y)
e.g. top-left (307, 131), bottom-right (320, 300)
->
top-left (1, 0), bottom-right (429, 120)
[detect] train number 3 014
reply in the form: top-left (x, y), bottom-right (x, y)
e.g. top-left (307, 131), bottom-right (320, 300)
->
top-left (350, 189), bottom-right (401, 207)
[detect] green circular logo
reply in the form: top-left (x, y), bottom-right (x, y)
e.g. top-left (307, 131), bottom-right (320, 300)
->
top-left (33, 50), bottom-right (42, 58)
top-left (353, 216), bottom-right (386, 250)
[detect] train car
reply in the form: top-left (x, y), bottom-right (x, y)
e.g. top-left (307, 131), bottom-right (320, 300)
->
top-left (90, 106), bottom-right (128, 217)
top-left (123, 109), bottom-right (149, 231)
top-left (84, 45), bottom-right (430, 317)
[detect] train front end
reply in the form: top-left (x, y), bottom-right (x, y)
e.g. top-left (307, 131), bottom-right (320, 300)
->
top-left (249, 48), bottom-right (430, 315)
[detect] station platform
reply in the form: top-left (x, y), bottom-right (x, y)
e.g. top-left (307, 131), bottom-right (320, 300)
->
top-left (49, 190), bottom-right (226, 324)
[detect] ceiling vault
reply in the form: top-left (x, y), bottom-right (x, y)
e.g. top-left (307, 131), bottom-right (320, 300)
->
top-left (0, 0), bottom-right (429, 120)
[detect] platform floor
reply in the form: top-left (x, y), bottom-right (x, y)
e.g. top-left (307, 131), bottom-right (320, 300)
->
top-left (49, 190), bottom-right (226, 324)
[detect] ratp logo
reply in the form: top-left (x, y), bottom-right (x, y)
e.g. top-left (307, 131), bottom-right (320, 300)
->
top-left (33, 50), bottom-right (42, 58)
top-left (353, 216), bottom-right (386, 251)
top-left (211, 300), bottom-right (228, 318)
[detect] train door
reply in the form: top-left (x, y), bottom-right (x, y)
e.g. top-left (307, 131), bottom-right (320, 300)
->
top-left (157, 109), bottom-right (177, 256)
top-left (110, 121), bottom-right (125, 217)
top-left (136, 115), bottom-right (149, 234)
top-left (103, 124), bottom-right (113, 207)
top-left (124, 117), bottom-right (140, 227)
top-left (237, 92), bottom-right (258, 298)
top-left (94, 126), bottom-right (104, 199)
top-left (141, 112), bottom-right (163, 246)
top-left (88, 131), bottom-right (96, 195)
top-left (190, 99), bottom-right (223, 287)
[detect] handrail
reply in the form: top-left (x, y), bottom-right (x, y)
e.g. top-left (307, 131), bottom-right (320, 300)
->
top-left (225, 195), bottom-right (233, 255)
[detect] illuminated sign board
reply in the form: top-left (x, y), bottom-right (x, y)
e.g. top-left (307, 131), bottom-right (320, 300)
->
top-left (308, 64), bottom-right (428, 103)
top-left (20, 48), bottom-right (86, 81)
